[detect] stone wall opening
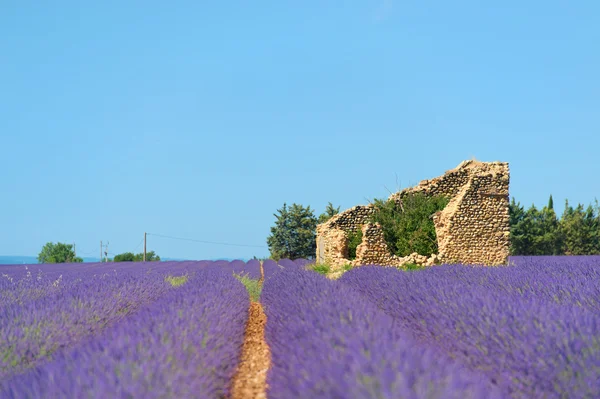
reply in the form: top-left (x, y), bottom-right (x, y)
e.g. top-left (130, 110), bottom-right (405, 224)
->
top-left (316, 160), bottom-right (510, 270)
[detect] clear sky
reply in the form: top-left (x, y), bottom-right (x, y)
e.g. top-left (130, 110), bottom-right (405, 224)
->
top-left (1, 1), bottom-right (599, 260)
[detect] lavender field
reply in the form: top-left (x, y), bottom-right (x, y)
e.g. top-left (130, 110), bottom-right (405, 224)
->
top-left (0, 260), bottom-right (256, 398)
top-left (262, 256), bottom-right (600, 399)
top-left (2, 257), bottom-right (600, 398)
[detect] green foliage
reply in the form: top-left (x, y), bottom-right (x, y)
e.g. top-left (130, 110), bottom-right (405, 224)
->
top-left (38, 242), bottom-right (82, 264)
top-left (510, 198), bottom-right (563, 255)
top-left (135, 251), bottom-right (160, 261)
top-left (267, 203), bottom-right (318, 260)
top-left (509, 196), bottom-right (600, 256)
top-left (342, 263), bottom-right (354, 272)
top-left (165, 275), bottom-right (188, 287)
top-left (318, 202), bottom-right (341, 224)
top-left (561, 200), bottom-right (600, 255)
top-left (234, 273), bottom-right (262, 302)
top-left (370, 193), bottom-right (450, 257)
top-left (509, 198), bottom-right (531, 255)
top-left (112, 251), bottom-right (160, 262)
top-left (347, 229), bottom-right (363, 260)
top-left (310, 263), bottom-right (331, 275)
top-left (113, 252), bottom-right (135, 262)
top-left (403, 263), bottom-right (426, 271)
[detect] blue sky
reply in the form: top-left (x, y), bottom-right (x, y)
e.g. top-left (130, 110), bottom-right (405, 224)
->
top-left (1, 1), bottom-right (599, 260)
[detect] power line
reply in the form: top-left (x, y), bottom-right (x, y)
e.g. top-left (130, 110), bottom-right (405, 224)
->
top-left (133, 237), bottom-right (145, 252)
top-left (146, 233), bottom-right (267, 248)
top-left (75, 248), bottom-right (97, 256)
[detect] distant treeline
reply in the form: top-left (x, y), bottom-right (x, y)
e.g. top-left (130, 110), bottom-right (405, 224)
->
top-left (510, 196), bottom-right (600, 256)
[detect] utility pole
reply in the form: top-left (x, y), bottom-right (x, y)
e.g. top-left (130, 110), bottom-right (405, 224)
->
top-left (104, 241), bottom-right (109, 262)
top-left (143, 232), bottom-right (147, 262)
top-left (100, 241), bottom-right (103, 263)
top-left (73, 242), bottom-right (76, 258)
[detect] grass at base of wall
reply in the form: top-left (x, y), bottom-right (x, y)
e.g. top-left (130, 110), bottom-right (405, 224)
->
top-left (309, 263), bottom-right (331, 275)
top-left (234, 273), bottom-right (262, 302)
top-left (399, 263), bottom-right (427, 271)
top-left (308, 263), bottom-right (354, 277)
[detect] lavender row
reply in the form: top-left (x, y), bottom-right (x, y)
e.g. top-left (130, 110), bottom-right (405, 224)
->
top-left (0, 262), bottom-right (199, 380)
top-left (243, 259), bottom-right (262, 279)
top-left (340, 265), bottom-right (600, 398)
top-left (195, 259), bottom-right (261, 279)
top-left (226, 259), bottom-right (261, 279)
top-left (262, 259), bottom-right (284, 278)
top-left (1, 269), bottom-right (249, 399)
top-left (262, 268), bottom-right (502, 399)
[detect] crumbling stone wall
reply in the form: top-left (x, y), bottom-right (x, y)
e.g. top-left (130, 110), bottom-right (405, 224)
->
top-left (316, 160), bottom-right (510, 270)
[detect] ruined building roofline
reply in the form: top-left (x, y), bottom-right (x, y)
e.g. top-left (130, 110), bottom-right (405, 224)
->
top-left (392, 160), bottom-right (509, 199)
top-left (317, 204), bottom-right (373, 230)
top-left (318, 160), bottom-right (509, 230)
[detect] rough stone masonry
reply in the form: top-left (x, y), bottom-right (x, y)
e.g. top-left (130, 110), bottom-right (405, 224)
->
top-left (316, 160), bottom-right (510, 270)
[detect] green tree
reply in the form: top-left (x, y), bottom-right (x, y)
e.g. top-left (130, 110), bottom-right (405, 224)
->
top-left (347, 229), bottom-right (363, 260)
top-left (528, 201), bottom-right (563, 255)
top-left (560, 200), bottom-right (600, 255)
top-left (509, 196), bottom-right (563, 255)
top-left (318, 202), bottom-right (341, 224)
top-left (113, 252), bottom-right (135, 262)
top-left (133, 251), bottom-right (161, 262)
top-left (370, 193), bottom-right (449, 257)
top-left (267, 203), bottom-right (318, 260)
top-left (38, 242), bottom-right (83, 264)
top-left (509, 198), bottom-right (532, 255)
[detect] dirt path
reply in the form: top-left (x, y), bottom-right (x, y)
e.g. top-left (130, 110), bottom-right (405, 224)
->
top-left (230, 261), bottom-right (270, 399)
top-left (230, 302), bottom-right (270, 399)
top-left (259, 261), bottom-right (264, 281)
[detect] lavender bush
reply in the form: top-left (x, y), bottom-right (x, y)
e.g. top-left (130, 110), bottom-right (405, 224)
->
top-left (262, 268), bottom-right (503, 399)
top-left (244, 259), bottom-right (262, 279)
top-left (292, 258), bottom-right (314, 268)
top-left (262, 259), bottom-right (283, 279)
top-left (276, 259), bottom-right (297, 268)
top-left (229, 259), bottom-right (246, 275)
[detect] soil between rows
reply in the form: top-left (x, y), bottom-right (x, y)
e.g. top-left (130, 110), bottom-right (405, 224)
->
top-left (230, 261), bottom-right (270, 398)
top-left (230, 301), bottom-right (271, 399)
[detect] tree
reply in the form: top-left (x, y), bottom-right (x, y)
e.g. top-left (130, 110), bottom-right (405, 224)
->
top-left (528, 200), bottom-right (563, 255)
top-left (113, 252), bottom-right (135, 262)
top-left (267, 203), bottom-right (318, 260)
top-left (133, 251), bottom-right (160, 262)
top-left (111, 251), bottom-right (160, 262)
top-left (560, 200), bottom-right (600, 255)
top-left (509, 198), bottom-right (531, 255)
top-left (370, 193), bottom-right (449, 257)
top-left (318, 202), bottom-right (341, 224)
top-left (509, 196), bottom-right (563, 255)
top-left (38, 242), bottom-right (83, 264)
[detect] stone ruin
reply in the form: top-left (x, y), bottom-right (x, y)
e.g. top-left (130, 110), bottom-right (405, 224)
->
top-left (316, 160), bottom-right (510, 270)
